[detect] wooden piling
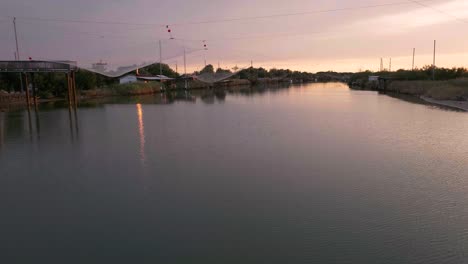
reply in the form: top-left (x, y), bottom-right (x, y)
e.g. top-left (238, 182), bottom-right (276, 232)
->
top-left (72, 71), bottom-right (78, 108)
top-left (24, 73), bottom-right (31, 107)
top-left (66, 72), bottom-right (72, 108)
top-left (31, 73), bottom-right (38, 108)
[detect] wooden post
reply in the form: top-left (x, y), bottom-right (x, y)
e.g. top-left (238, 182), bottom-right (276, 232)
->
top-left (72, 71), bottom-right (78, 108)
top-left (24, 73), bottom-right (31, 107)
top-left (66, 72), bottom-right (72, 108)
top-left (432, 40), bottom-right (436, 81)
top-left (31, 73), bottom-right (38, 108)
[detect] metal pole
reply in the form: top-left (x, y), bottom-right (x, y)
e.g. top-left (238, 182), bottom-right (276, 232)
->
top-left (13, 18), bottom-right (20, 60)
top-left (412, 48), bottom-right (415, 71)
top-left (13, 17), bottom-right (24, 93)
top-left (184, 47), bottom-right (187, 89)
top-left (72, 71), bottom-right (78, 108)
top-left (432, 40), bottom-right (436, 81)
top-left (66, 73), bottom-right (72, 108)
top-left (24, 73), bottom-right (31, 107)
top-left (389, 58), bottom-right (392, 72)
top-left (159, 40), bottom-right (163, 76)
top-left (31, 73), bottom-right (38, 108)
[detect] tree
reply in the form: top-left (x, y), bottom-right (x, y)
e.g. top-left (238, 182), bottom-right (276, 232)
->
top-left (216, 68), bottom-right (232, 74)
top-left (140, 63), bottom-right (179, 78)
top-left (76, 70), bottom-right (97, 90)
top-left (200, 64), bottom-right (214, 74)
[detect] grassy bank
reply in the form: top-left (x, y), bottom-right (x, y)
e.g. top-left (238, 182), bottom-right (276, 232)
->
top-left (82, 82), bottom-right (163, 98)
top-left (349, 67), bottom-right (468, 103)
top-left (387, 79), bottom-right (468, 101)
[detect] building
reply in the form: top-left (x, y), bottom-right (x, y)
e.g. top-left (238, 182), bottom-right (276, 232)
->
top-left (119, 74), bottom-right (138, 84)
top-left (137, 75), bottom-right (174, 82)
top-left (92, 60), bottom-right (107, 72)
top-left (119, 74), bottom-right (174, 84)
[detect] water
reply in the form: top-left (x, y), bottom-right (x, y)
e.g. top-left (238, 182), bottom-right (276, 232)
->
top-left (1, 83), bottom-right (468, 263)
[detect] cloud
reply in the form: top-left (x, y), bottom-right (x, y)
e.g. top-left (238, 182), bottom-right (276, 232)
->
top-left (348, 0), bottom-right (468, 35)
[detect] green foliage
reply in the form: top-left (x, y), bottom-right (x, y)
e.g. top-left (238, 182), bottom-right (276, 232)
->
top-left (0, 73), bottom-right (22, 92)
top-left (108, 82), bottom-right (161, 96)
top-left (349, 67), bottom-right (468, 91)
top-left (388, 79), bottom-right (468, 100)
top-left (76, 70), bottom-right (97, 90)
top-left (33, 73), bottom-right (66, 97)
top-left (0, 62), bottom-right (179, 98)
top-left (236, 67), bottom-right (316, 81)
top-left (350, 66), bottom-right (468, 83)
top-left (139, 63), bottom-right (179, 78)
top-left (216, 68), bottom-right (232, 74)
top-left (200, 64), bottom-right (215, 74)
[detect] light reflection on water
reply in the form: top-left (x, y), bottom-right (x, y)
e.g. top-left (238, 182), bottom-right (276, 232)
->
top-left (136, 103), bottom-right (146, 164)
top-left (1, 83), bottom-right (468, 263)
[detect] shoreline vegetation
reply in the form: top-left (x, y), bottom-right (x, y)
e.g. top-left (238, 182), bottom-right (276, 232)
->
top-left (0, 63), bottom-right (342, 111)
top-left (2, 62), bottom-right (468, 112)
top-left (349, 66), bottom-right (468, 111)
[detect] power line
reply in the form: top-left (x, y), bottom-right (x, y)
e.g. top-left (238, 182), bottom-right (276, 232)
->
top-left (15, 20), bottom-right (163, 40)
top-left (1, 0), bottom-right (438, 27)
top-left (406, 0), bottom-right (468, 24)
top-left (173, 28), bottom-right (351, 42)
top-left (3, 15), bottom-right (165, 27)
top-left (169, 0), bottom-right (438, 26)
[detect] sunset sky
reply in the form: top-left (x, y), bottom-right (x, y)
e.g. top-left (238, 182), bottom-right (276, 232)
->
top-left (1, 0), bottom-right (467, 73)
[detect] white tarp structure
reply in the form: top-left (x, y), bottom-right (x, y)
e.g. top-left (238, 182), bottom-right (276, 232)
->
top-left (0, 17), bottom-right (247, 83)
top-left (74, 39), bottom-right (201, 78)
top-left (137, 75), bottom-right (174, 81)
top-left (195, 70), bottom-right (242, 84)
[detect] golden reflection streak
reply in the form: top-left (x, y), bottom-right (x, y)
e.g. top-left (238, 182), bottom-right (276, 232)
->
top-left (136, 104), bottom-right (146, 164)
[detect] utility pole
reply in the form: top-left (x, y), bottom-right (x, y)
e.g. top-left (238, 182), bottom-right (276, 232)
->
top-left (13, 17), bottom-right (24, 93)
top-left (389, 58), bottom-right (392, 72)
top-left (412, 48), bottom-right (415, 71)
top-left (203, 51), bottom-right (207, 67)
top-left (175, 61), bottom-right (178, 74)
top-left (184, 47), bottom-right (187, 89)
top-left (432, 40), bottom-right (436, 81)
top-left (159, 40), bottom-right (163, 76)
top-left (380, 58), bottom-right (383, 72)
top-left (13, 17), bottom-right (20, 61)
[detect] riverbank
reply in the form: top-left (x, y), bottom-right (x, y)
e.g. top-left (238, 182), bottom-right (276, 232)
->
top-left (82, 79), bottom-right (254, 98)
top-left (387, 80), bottom-right (468, 111)
top-left (0, 78), bottom-right (285, 111)
top-left (386, 79), bottom-right (468, 100)
top-left (420, 96), bottom-right (468, 111)
top-left (350, 78), bottom-right (468, 112)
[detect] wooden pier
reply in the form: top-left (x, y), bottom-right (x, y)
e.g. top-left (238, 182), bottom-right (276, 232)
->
top-left (0, 60), bottom-right (78, 109)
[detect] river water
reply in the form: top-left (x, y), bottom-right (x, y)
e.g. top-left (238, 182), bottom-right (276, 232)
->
top-left (1, 83), bottom-right (468, 263)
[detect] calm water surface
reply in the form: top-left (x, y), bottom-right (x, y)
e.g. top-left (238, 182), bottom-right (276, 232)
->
top-left (1, 83), bottom-right (468, 263)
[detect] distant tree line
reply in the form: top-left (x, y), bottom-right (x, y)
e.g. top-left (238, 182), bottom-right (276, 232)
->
top-left (194, 64), bottom-right (321, 82)
top-left (349, 66), bottom-right (468, 85)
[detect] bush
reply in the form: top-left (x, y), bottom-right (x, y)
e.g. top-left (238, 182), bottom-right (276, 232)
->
top-left (109, 82), bottom-right (162, 96)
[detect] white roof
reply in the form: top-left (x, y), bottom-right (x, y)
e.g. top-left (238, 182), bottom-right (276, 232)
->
top-left (137, 75), bottom-right (174, 81)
